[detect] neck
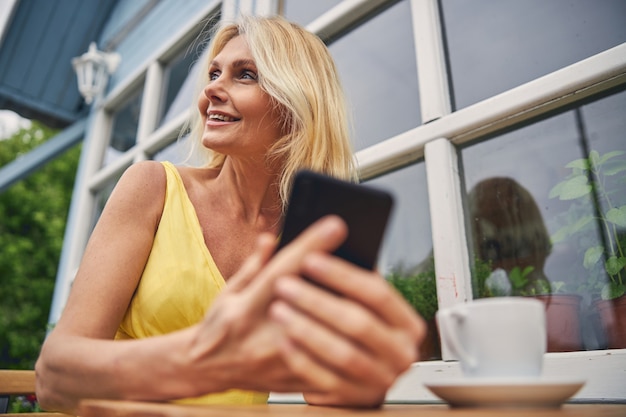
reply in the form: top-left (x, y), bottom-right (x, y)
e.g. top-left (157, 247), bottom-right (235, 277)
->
top-left (213, 157), bottom-right (283, 228)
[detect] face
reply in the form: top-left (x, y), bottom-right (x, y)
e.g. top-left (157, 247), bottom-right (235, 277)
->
top-left (198, 35), bottom-right (282, 160)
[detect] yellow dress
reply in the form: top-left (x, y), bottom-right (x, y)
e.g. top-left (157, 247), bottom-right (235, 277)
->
top-left (115, 161), bottom-right (269, 405)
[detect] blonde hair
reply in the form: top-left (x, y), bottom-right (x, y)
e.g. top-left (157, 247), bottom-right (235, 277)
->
top-left (185, 15), bottom-right (355, 211)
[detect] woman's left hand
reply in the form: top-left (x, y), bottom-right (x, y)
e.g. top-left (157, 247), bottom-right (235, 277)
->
top-left (269, 228), bottom-right (426, 408)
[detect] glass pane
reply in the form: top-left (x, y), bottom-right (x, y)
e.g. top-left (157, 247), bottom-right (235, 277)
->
top-left (151, 132), bottom-right (208, 167)
top-left (91, 173), bottom-right (123, 232)
top-left (367, 163), bottom-right (440, 360)
top-left (329, 0), bottom-right (420, 150)
top-left (282, 0), bottom-right (342, 26)
top-left (105, 89), bottom-right (143, 167)
top-left (461, 89), bottom-right (626, 352)
top-left (441, 0), bottom-right (626, 109)
top-left (157, 48), bottom-right (199, 127)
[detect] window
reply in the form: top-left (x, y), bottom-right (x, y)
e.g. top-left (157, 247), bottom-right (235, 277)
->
top-left (462, 89), bottom-right (626, 352)
top-left (441, 0), bottom-right (626, 109)
top-left (329, 0), bottom-right (420, 150)
top-left (106, 89), bottom-right (143, 167)
top-left (282, 0), bottom-right (342, 26)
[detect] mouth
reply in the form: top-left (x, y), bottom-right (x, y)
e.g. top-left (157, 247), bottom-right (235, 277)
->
top-left (208, 113), bottom-right (240, 122)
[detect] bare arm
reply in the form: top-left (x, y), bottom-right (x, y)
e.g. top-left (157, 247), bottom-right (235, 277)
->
top-left (35, 161), bottom-right (203, 411)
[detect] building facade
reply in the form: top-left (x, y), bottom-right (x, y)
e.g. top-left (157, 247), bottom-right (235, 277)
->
top-left (1, 0), bottom-right (625, 402)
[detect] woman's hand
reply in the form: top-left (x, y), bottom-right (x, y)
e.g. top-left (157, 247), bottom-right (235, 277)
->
top-left (187, 215), bottom-right (425, 403)
top-left (185, 215), bottom-right (353, 394)
top-left (269, 221), bottom-right (426, 407)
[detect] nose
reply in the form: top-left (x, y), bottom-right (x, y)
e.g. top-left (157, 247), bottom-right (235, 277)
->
top-left (204, 78), bottom-right (228, 103)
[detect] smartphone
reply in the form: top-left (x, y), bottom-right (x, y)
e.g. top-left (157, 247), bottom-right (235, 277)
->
top-left (277, 170), bottom-right (394, 270)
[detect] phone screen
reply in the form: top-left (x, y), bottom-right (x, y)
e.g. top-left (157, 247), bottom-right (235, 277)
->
top-left (277, 170), bottom-right (394, 270)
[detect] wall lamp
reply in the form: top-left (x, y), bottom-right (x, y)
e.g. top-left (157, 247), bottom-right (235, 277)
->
top-left (72, 42), bottom-right (120, 104)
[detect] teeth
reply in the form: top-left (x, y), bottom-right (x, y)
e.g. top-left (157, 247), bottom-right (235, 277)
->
top-left (209, 113), bottom-right (236, 122)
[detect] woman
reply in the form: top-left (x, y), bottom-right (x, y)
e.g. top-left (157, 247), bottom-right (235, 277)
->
top-left (35, 16), bottom-right (425, 414)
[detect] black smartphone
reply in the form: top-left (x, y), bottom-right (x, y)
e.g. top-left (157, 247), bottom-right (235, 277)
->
top-left (277, 170), bottom-right (394, 270)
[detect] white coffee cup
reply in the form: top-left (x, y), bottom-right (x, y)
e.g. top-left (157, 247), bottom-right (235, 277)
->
top-left (436, 297), bottom-right (546, 379)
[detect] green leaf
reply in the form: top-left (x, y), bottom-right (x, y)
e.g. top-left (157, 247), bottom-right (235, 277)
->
top-left (508, 266), bottom-right (529, 290)
top-left (605, 256), bottom-right (626, 276)
top-left (549, 180), bottom-right (566, 199)
top-left (522, 265), bottom-right (535, 277)
top-left (569, 214), bottom-right (594, 234)
top-left (557, 175), bottom-right (592, 200)
top-left (603, 161), bottom-right (626, 176)
top-left (601, 282), bottom-right (626, 300)
top-left (606, 206), bottom-right (626, 227)
top-left (583, 246), bottom-right (604, 269)
top-left (550, 225), bottom-right (570, 243)
top-left (565, 158), bottom-right (590, 170)
top-left (598, 150), bottom-right (625, 164)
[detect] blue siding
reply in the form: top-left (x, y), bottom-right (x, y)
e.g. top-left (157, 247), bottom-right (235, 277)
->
top-left (0, 0), bottom-right (119, 127)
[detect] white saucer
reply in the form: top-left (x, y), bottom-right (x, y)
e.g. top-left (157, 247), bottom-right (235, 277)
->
top-left (425, 376), bottom-right (585, 408)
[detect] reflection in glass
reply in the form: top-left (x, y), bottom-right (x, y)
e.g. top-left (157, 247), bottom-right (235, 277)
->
top-left (329, 0), bottom-right (420, 150)
top-left (441, 0), bottom-right (626, 109)
top-left (158, 48), bottom-right (199, 128)
top-left (106, 89), bottom-right (143, 167)
top-left (462, 89), bottom-right (626, 352)
top-left (366, 163), bottom-right (440, 360)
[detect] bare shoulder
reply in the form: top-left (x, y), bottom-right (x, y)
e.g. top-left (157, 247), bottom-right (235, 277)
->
top-left (120, 160), bottom-right (166, 188)
top-left (105, 161), bottom-right (167, 225)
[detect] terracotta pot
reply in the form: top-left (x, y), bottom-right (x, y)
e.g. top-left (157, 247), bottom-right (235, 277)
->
top-left (594, 295), bottom-right (626, 349)
top-left (533, 294), bottom-right (583, 352)
top-left (419, 318), bottom-right (441, 361)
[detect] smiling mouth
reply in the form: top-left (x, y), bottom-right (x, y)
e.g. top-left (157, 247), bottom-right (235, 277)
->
top-left (208, 114), bottom-right (240, 122)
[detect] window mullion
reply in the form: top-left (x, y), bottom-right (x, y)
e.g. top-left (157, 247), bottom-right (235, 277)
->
top-left (424, 138), bottom-right (472, 360)
top-left (410, 0), bottom-right (451, 122)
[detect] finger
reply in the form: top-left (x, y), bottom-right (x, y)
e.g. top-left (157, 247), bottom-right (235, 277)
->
top-left (273, 276), bottom-right (418, 370)
top-left (227, 232), bottom-right (277, 292)
top-left (271, 215), bottom-right (348, 273)
top-left (302, 252), bottom-right (426, 341)
top-left (269, 298), bottom-right (397, 385)
top-left (244, 215), bottom-right (348, 297)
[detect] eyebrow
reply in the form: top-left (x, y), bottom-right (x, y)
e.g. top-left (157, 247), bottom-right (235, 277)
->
top-left (209, 58), bottom-right (257, 70)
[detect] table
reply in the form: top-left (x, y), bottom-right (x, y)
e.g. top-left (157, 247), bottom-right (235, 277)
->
top-left (78, 400), bottom-right (626, 417)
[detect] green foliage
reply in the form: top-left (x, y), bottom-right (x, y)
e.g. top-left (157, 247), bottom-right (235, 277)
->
top-left (507, 266), bottom-right (553, 296)
top-left (470, 257), bottom-right (493, 299)
top-left (0, 121), bottom-right (80, 369)
top-left (549, 150), bottom-right (626, 300)
top-left (9, 395), bottom-right (41, 412)
top-left (387, 267), bottom-right (438, 321)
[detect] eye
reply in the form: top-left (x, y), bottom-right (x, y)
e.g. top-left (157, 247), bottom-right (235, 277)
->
top-left (208, 70), bottom-right (220, 81)
top-left (240, 69), bottom-right (258, 80)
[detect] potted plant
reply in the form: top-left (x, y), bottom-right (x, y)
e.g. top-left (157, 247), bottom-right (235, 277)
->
top-left (510, 266), bottom-right (583, 352)
top-left (387, 265), bottom-right (440, 360)
top-left (549, 149), bottom-right (626, 348)
top-left (386, 255), bottom-right (495, 360)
